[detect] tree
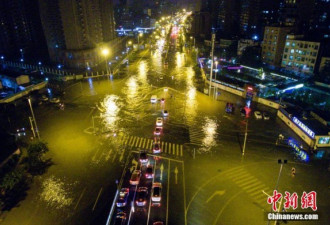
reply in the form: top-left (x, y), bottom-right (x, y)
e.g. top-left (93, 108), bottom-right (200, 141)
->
top-left (0, 168), bottom-right (25, 197)
top-left (26, 140), bottom-right (50, 173)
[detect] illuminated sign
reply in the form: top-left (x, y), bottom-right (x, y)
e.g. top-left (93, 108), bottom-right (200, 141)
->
top-left (288, 139), bottom-right (309, 162)
top-left (292, 117), bottom-right (315, 138)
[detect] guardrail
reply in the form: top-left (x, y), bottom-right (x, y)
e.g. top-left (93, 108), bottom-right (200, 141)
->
top-left (0, 81), bottom-right (48, 103)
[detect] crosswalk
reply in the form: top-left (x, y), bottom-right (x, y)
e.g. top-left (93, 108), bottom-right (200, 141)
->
top-left (116, 135), bottom-right (184, 157)
top-left (223, 167), bottom-right (273, 210)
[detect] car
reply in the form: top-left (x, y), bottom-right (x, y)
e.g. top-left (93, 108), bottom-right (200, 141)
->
top-left (151, 95), bottom-right (157, 103)
top-left (263, 112), bottom-right (270, 120)
top-left (153, 222), bottom-right (164, 225)
top-left (156, 117), bottom-right (163, 126)
top-left (116, 188), bottom-right (129, 207)
top-left (49, 97), bottom-right (60, 103)
top-left (130, 170), bottom-right (141, 185)
top-left (139, 152), bottom-right (148, 164)
top-left (162, 110), bottom-right (169, 117)
top-left (254, 111), bottom-right (262, 119)
top-left (136, 187), bottom-right (148, 206)
top-left (160, 98), bottom-right (165, 103)
top-left (145, 165), bottom-right (154, 179)
top-left (151, 183), bottom-right (162, 206)
top-left (153, 142), bottom-right (161, 154)
top-left (154, 127), bottom-right (162, 135)
top-left (114, 212), bottom-right (126, 225)
top-left (40, 95), bottom-right (48, 101)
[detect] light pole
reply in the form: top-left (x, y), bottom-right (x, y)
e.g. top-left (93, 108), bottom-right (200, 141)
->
top-left (102, 48), bottom-right (110, 75)
top-left (208, 33), bottom-right (216, 97)
top-left (267, 159), bottom-right (287, 225)
top-left (213, 61), bottom-right (218, 99)
top-left (242, 119), bottom-right (248, 156)
top-left (138, 33), bottom-right (143, 45)
top-left (27, 97), bottom-right (40, 139)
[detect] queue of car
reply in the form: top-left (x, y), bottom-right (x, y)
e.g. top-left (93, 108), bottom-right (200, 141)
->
top-left (113, 94), bottom-right (168, 224)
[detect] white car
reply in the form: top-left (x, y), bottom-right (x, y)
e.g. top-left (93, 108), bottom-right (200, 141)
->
top-left (156, 117), bottom-right (163, 126)
top-left (263, 112), bottom-right (270, 120)
top-left (254, 111), bottom-right (262, 119)
top-left (162, 110), bottom-right (168, 117)
top-left (151, 183), bottom-right (162, 206)
top-left (49, 97), bottom-right (60, 103)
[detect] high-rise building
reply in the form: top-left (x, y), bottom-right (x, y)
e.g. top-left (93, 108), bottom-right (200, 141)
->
top-left (310, 0), bottom-right (330, 38)
top-left (0, 0), bottom-right (47, 61)
top-left (281, 35), bottom-right (320, 74)
top-left (279, 0), bottom-right (315, 33)
top-left (261, 26), bottom-right (292, 67)
top-left (39, 0), bottom-right (116, 69)
top-left (217, 0), bottom-right (241, 38)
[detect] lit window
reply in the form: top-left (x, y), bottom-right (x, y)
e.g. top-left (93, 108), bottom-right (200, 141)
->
top-left (291, 43), bottom-right (296, 47)
top-left (290, 49), bottom-right (294, 53)
top-left (286, 42), bottom-right (290, 46)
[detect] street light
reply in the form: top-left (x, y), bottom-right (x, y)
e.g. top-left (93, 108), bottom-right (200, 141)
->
top-left (267, 159), bottom-right (287, 225)
top-left (102, 48), bottom-right (110, 75)
top-left (213, 61), bottom-right (218, 99)
top-left (138, 33), bottom-right (143, 45)
top-left (27, 97), bottom-right (40, 139)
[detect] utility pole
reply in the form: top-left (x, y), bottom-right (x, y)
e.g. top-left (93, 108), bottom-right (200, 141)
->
top-left (28, 98), bottom-right (40, 139)
top-left (242, 119), bottom-right (248, 156)
top-left (208, 33), bottom-right (215, 97)
top-left (267, 159), bottom-right (287, 225)
top-left (29, 117), bottom-right (36, 138)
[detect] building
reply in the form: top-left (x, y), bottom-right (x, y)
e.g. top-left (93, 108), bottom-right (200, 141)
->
top-left (240, 0), bottom-right (262, 37)
top-left (281, 35), bottom-right (320, 74)
top-left (191, 11), bottom-right (211, 39)
top-left (279, 0), bottom-right (315, 34)
top-left (277, 107), bottom-right (330, 153)
top-left (39, 0), bottom-right (117, 69)
top-left (217, 0), bottom-right (241, 38)
top-left (237, 39), bottom-right (259, 56)
top-left (310, 0), bottom-right (330, 39)
top-left (0, 0), bottom-right (47, 61)
top-left (319, 57), bottom-right (330, 73)
top-left (261, 26), bottom-right (292, 67)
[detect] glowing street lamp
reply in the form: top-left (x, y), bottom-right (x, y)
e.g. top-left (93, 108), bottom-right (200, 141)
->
top-left (138, 33), bottom-right (143, 45)
top-left (101, 48), bottom-right (110, 75)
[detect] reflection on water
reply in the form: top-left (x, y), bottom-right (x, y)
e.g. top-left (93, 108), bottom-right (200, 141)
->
top-left (40, 176), bottom-right (73, 209)
top-left (88, 78), bottom-right (96, 95)
top-left (185, 86), bottom-right (197, 123)
top-left (201, 117), bottom-right (218, 152)
top-left (138, 60), bottom-right (148, 83)
top-left (100, 95), bottom-right (121, 130)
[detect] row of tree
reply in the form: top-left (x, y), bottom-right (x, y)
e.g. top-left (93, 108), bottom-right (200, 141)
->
top-left (0, 140), bottom-right (50, 210)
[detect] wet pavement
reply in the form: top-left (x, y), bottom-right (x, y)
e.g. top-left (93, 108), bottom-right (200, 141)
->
top-left (1, 23), bottom-right (329, 225)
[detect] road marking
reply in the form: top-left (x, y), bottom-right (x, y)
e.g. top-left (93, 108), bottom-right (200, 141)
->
top-left (147, 159), bottom-right (157, 225)
top-left (111, 152), bottom-right (117, 162)
top-left (234, 176), bottom-right (256, 184)
top-left (206, 190), bottom-right (226, 203)
top-left (124, 136), bottom-right (129, 145)
top-left (165, 142), bottom-right (168, 153)
top-left (236, 178), bottom-right (258, 186)
top-left (174, 166), bottom-right (178, 184)
top-left (162, 141), bottom-right (165, 153)
top-left (91, 147), bottom-right (102, 162)
top-left (119, 148), bottom-right (125, 162)
top-left (176, 145), bottom-right (179, 156)
top-left (142, 138), bottom-right (146, 148)
top-left (105, 149), bottom-right (113, 162)
top-left (149, 140), bottom-right (153, 149)
top-left (166, 161), bottom-right (170, 225)
top-left (212, 191), bottom-right (244, 225)
top-left (160, 163), bottom-right (164, 181)
top-left (180, 145), bottom-right (183, 156)
top-left (130, 136), bottom-right (136, 146)
top-left (247, 185), bottom-right (267, 195)
top-left (168, 143), bottom-right (171, 154)
top-left (74, 187), bottom-right (86, 210)
top-left (183, 161), bottom-right (187, 225)
top-left (231, 172), bottom-right (250, 181)
top-left (241, 181), bottom-right (262, 190)
top-left (92, 187), bottom-right (103, 211)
